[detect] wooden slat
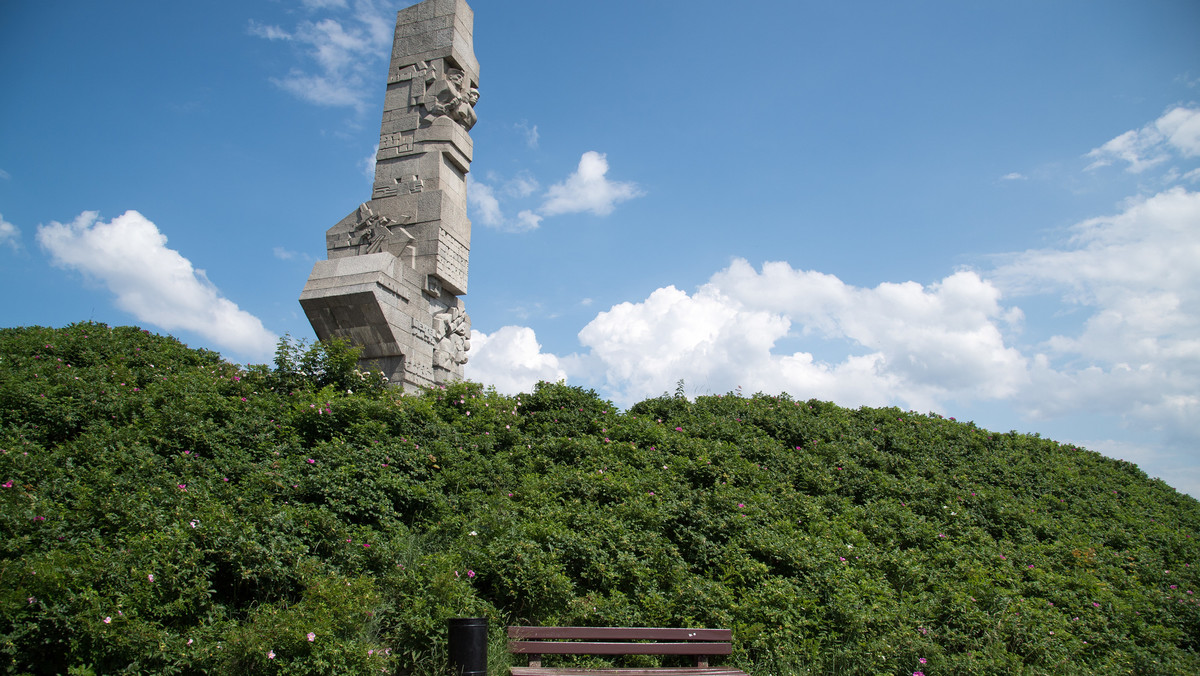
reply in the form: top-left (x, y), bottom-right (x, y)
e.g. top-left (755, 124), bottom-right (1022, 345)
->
top-left (509, 642), bottom-right (731, 656)
top-left (508, 627), bottom-right (731, 642)
top-left (511, 669), bottom-right (748, 676)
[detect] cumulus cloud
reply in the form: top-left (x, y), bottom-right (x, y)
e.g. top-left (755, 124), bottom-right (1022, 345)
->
top-left (250, 1), bottom-right (396, 111)
top-left (1085, 105), bottom-right (1200, 173)
top-left (465, 326), bottom-right (568, 394)
top-left (541, 151), bottom-right (644, 217)
top-left (469, 153), bottom-right (640, 232)
top-left (572, 262), bottom-right (1027, 409)
top-left (0, 213), bottom-right (19, 250)
top-left (993, 187), bottom-right (1200, 446)
top-left (37, 210), bottom-right (278, 359)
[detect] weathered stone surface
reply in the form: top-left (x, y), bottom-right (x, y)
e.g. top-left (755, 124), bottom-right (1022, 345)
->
top-left (300, 0), bottom-right (476, 392)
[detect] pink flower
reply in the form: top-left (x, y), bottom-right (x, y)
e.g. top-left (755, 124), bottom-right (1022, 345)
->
top-left (919, 658), bottom-right (926, 664)
top-left (1094, 601), bottom-right (1102, 606)
top-left (306, 458), bottom-right (315, 464)
top-left (738, 503), bottom-right (745, 508)
top-left (1, 481), bottom-right (11, 488)
top-left (307, 632), bottom-right (316, 642)
top-left (467, 569), bottom-right (476, 578)
top-left (148, 574), bottom-right (154, 582)
top-left (675, 427), bottom-right (683, 431)
top-left (187, 638), bottom-right (193, 645)
top-left (914, 672), bottom-right (924, 676)
top-left (104, 616), bottom-right (112, 624)
top-left (267, 649), bottom-right (275, 659)
top-left (177, 484), bottom-right (186, 491)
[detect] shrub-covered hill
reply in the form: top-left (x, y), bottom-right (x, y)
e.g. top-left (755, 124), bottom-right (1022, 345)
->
top-left (1, 322), bottom-right (1198, 675)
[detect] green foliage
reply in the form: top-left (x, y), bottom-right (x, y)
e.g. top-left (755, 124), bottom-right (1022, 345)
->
top-left (2, 323), bottom-right (1199, 674)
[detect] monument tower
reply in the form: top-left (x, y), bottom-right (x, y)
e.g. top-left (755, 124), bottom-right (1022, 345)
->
top-left (300, 0), bottom-right (477, 391)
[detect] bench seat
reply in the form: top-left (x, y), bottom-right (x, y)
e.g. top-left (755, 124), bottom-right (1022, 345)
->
top-left (508, 626), bottom-right (749, 676)
top-left (511, 668), bottom-right (749, 676)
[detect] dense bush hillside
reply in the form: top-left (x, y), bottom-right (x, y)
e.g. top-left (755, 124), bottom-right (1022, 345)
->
top-left (2, 322), bottom-right (1198, 675)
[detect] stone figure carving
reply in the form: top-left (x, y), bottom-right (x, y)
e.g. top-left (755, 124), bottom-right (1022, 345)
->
top-left (432, 306), bottom-right (470, 370)
top-left (349, 202), bottom-right (414, 257)
top-left (299, 0), bottom-right (478, 392)
top-left (422, 67), bottom-right (479, 130)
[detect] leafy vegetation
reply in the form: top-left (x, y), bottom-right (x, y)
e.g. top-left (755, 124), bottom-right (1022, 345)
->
top-left (2, 322), bottom-right (1198, 675)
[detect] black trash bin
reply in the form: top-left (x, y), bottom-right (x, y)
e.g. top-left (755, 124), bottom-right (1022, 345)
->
top-left (447, 617), bottom-right (487, 676)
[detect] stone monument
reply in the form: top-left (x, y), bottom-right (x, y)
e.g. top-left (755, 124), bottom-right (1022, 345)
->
top-left (300, 0), bottom-right (478, 391)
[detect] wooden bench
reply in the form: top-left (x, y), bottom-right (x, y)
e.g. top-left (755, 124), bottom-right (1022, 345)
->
top-left (507, 626), bottom-right (749, 676)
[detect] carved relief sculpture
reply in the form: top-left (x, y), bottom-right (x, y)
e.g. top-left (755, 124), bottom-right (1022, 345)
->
top-left (299, 0), bottom-right (478, 391)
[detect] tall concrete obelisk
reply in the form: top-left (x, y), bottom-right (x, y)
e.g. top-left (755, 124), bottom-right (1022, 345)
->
top-left (300, 0), bottom-right (477, 391)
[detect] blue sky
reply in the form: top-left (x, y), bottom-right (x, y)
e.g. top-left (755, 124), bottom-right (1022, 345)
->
top-left (2, 1), bottom-right (1199, 496)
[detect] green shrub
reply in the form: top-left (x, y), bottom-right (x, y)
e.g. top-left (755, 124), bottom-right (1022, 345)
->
top-left (2, 324), bottom-right (1198, 674)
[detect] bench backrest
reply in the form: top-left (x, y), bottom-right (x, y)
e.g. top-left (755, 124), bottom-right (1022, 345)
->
top-left (508, 626), bottom-right (732, 668)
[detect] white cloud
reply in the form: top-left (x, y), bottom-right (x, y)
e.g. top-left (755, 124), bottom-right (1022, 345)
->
top-left (1085, 105), bottom-right (1200, 173)
top-left (992, 187), bottom-right (1200, 450)
top-left (465, 326), bottom-right (568, 394)
top-left (37, 210), bottom-right (278, 359)
top-left (251, 1), bottom-right (396, 111)
top-left (361, 143), bottom-right (378, 181)
top-left (505, 173), bottom-right (539, 198)
top-left (1000, 172), bottom-right (1027, 181)
top-left (571, 262), bottom-right (1027, 409)
top-left (515, 210), bottom-right (543, 231)
top-left (541, 151), bottom-right (644, 217)
top-left (468, 152), bottom-right (642, 232)
top-left (0, 213), bottom-right (19, 250)
top-left (467, 177), bottom-right (504, 228)
top-left (248, 21), bottom-right (292, 41)
top-left (0, 168), bottom-right (11, 180)
top-left (1157, 106), bottom-right (1200, 157)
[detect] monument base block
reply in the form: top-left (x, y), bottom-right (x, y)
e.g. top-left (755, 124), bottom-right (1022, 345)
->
top-left (300, 252), bottom-right (468, 392)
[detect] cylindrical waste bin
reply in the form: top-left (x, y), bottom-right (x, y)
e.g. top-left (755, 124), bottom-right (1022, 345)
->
top-left (447, 617), bottom-right (487, 676)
